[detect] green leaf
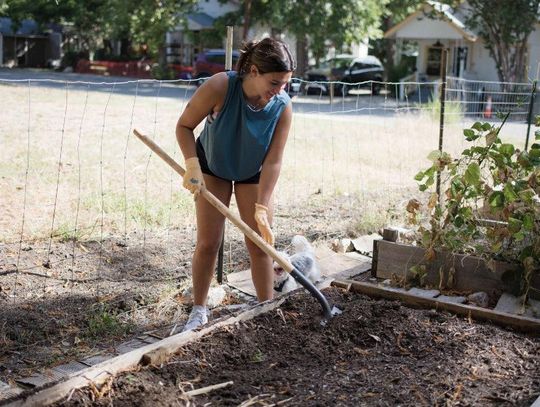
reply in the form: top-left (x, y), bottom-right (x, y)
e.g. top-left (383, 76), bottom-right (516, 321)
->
top-left (463, 129), bottom-right (477, 141)
top-left (513, 231), bottom-right (525, 242)
top-left (464, 162), bottom-right (481, 185)
top-left (488, 191), bottom-right (505, 208)
top-left (482, 122), bottom-right (492, 131)
top-left (472, 122), bottom-right (484, 131)
top-left (517, 151), bottom-right (531, 168)
top-left (499, 143), bottom-right (515, 157)
top-left (503, 184), bottom-right (519, 202)
top-left (531, 143), bottom-right (540, 150)
top-left (523, 214), bottom-right (534, 231)
top-left (454, 215), bottom-right (464, 227)
top-left (535, 129), bottom-right (540, 140)
top-left (427, 150), bottom-right (442, 162)
top-left (508, 217), bottom-right (522, 234)
top-left (518, 188), bottom-right (535, 204)
top-left (530, 148), bottom-right (540, 164)
top-left (414, 171), bottom-right (425, 181)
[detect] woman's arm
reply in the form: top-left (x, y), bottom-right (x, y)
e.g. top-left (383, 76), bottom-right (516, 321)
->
top-left (257, 103), bottom-right (293, 206)
top-left (176, 73), bottom-right (228, 159)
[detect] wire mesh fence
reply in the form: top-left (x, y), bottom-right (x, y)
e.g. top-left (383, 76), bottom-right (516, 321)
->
top-left (0, 74), bottom-right (535, 300)
top-left (1, 72), bottom-right (537, 382)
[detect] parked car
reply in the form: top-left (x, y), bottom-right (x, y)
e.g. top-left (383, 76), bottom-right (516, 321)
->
top-left (304, 54), bottom-right (384, 96)
top-left (193, 49), bottom-right (240, 85)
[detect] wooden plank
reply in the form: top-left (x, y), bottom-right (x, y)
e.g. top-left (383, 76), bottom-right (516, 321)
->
top-left (372, 240), bottom-right (537, 298)
top-left (5, 298), bottom-right (287, 407)
top-left (227, 245), bottom-right (370, 297)
top-left (333, 279), bottom-right (540, 335)
top-left (0, 381), bottom-right (22, 401)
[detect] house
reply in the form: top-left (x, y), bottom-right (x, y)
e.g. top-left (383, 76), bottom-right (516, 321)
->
top-left (384, 1), bottom-right (540, 83)
top-left (0, 18), bottom-right (61, 68)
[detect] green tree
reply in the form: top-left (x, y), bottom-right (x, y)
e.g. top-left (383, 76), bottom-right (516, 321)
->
top-left (101, 0), bottom-right (198, 60)
top-left (217, 0), bottom-right (385, 74)
top-left (1, 0), bottom-right (198, 59)
top-left (461, 0), bottom-right (540, 83)
top-left (1, 0), bottom-right (109, 52)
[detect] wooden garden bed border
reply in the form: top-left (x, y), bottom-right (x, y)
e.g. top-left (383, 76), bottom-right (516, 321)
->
top-left (2, 298), bottom-right (287, 407)
top-left (372, 239), bottom-right (540, 299)
top-left (332, 279), bottom-right (540, 335)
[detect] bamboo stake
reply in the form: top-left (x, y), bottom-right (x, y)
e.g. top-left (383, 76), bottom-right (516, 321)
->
top-left (184, 381), bottom-right (233, 397)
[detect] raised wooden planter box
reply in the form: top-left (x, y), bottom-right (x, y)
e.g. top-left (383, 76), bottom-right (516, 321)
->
top-left (372, 239), bottom-right (540, 300)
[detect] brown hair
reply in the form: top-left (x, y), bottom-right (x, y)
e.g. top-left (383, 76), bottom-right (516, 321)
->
top-left (236, 37), bottom-right (296, 77)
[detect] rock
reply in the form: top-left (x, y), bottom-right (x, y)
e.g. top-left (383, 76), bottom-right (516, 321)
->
top-left (408, 287), bottom-right (440, 298)
top-left (351, 234), bottom-right (382, 255)
top-left (437, 295), bottom-right (466, 304)
top-left (467, 291), bottom-right (489, 308)
top-left (494, 293), bottom-right (540, 318)
top-left (494, 293), bottom-right (525, 315)
top-left (207, 286), bottom-right (227, 309)
top-left (331, 238), bottom-right (354, 253)
top-left (382, 226), bottom-right (415, 243)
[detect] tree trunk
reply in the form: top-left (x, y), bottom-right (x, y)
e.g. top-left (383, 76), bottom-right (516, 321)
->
top-left (243, 0), bottom-right (252, 40)
top-left (295, 34), bottom-right (308, 77)
top-left (382, 16), bottom-right (395, 70)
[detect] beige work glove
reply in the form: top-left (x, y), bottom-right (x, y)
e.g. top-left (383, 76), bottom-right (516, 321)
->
top-left (182, 157), bottom-right (205, 198)
top-left (254, 203), bottom-right (274, 246)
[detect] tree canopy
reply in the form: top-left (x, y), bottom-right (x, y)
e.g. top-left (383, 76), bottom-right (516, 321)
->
top-left (218, 0), bottom-right (386, 62)
top-left (460, 0), bottom-right (540, 83)
top-left (0, 0), bottom-right (198, 58)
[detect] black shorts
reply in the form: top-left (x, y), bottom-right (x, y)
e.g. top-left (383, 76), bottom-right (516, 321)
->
top-left (196, 138), bottom-right (261, 184)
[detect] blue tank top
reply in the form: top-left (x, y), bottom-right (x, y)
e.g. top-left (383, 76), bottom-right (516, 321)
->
top-left (199, 71), bottom-right (291, 181)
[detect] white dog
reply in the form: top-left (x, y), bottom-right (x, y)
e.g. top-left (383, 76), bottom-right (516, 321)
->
top-left (273, 235), bottom-right (321, 293)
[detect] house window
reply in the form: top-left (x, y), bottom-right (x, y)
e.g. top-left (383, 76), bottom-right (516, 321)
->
top-left (452, 46), bottom-right (468, 77)
top-left (426, 41), bottom-right (443, 76)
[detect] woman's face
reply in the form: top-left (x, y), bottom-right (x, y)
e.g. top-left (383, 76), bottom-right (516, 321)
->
top-left (251, 66), bottom-right (292, 102)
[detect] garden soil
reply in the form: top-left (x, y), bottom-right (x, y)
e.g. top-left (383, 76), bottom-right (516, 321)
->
top-left (59, 288), bottom-right (539, 407)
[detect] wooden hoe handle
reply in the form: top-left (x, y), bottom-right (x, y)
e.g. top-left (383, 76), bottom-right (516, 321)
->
top-left (133, 129), bottom-right (293, 273)
top-left (133, 129), bottom-right (337, 321)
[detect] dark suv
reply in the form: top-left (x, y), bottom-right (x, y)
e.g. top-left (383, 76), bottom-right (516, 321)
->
top-left (304, 54), bottom-right (384, 96)
top-left (193, 49), bottom-right (240, 84)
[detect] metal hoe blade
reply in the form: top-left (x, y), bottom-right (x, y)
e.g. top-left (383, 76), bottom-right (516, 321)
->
top-left (289, 268), bottom-right (343, 325)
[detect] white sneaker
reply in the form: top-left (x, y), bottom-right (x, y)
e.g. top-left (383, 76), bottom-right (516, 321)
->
top-left (181, 305), bottom-right (208, 332)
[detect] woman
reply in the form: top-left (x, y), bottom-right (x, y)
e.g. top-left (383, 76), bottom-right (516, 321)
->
top-left (176, 37), bottom-right (295, 331)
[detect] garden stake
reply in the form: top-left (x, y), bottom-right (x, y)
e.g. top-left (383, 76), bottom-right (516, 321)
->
top-left (133, 129), bottom-right (341, 323)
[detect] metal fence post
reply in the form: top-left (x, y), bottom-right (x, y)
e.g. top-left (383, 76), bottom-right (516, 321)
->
top-left (525, 80), bottom-right (537, 151)
top-left (216, 26), bottom-right (234, 284)
top-left (436, 48), bottom-right (448, 201)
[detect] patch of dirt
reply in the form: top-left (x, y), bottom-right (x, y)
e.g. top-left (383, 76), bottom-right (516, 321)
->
top-left (60, 288), bottom-right (539, 406)
top-left (1, 194), bottom-right (391, 382)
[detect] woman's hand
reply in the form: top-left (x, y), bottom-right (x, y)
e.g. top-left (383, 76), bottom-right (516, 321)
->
top-left (183, 157), bottom-right (205, 198)
top-left (254, 203), bottom-right (274, 246)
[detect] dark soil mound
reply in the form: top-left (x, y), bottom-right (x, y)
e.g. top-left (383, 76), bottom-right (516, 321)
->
top-left (61, 288), bottom-right (540, 406)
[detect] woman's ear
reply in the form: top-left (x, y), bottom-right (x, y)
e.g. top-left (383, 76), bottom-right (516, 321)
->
top-left (249, 65), bottom-right (259, 77)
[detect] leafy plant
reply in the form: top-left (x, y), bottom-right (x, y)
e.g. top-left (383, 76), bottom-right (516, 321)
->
top-left (410, 115), bottom-right (540, 297)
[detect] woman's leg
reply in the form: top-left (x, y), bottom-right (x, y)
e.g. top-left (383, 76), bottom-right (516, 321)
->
top-left (234, 183), bottom-right (274, 301)
top-left (191, 174), bottom-right (233, 306)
